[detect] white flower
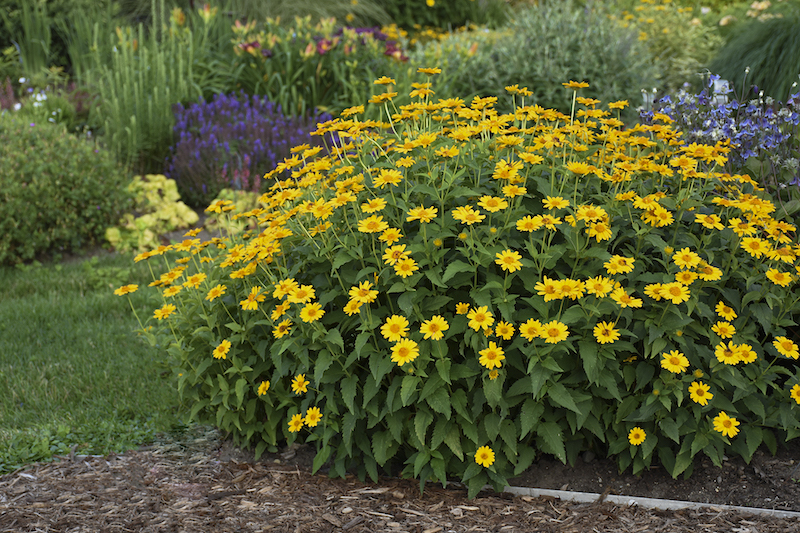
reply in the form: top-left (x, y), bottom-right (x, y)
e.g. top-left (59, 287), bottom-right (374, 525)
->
top-left (18, 77), bottom-right (26, 84)
top-left (13, 103), bottom-right (21, 111)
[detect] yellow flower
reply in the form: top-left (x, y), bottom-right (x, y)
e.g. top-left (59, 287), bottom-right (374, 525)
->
top-left (382, 315), bottom-right (409, 342)
top-left (163, 285), bottom-right (182, 297)
top-left (593, 321), bottom-right (620, 344)
top-left (643, 283), bottom-right (664, 301)
top-left (273, 318), bottom-right (292, 338)
top-left (455, 302), bottom-right (471, 315)
top-left (766, 268), bottom-right (793, 287)
top-left (361, 198), bottom-right (387, 213)
top-left (271, 302), bottom-right (290, 321)
top-left (740, 237), bottom-right (770, 258)
top-left (543, 196), bottom-right (569, 210)
top-left (383, 244), bottom-right (409, 266)
top-left (417, 67), bottom-right (442, 75)
top-left (467, 306), bottom-right (495, 331)
top-left (563, 80), bottom-right (590, 89)
top-left (257, 381), bottom-right (270, 395)
top-left (154, 303), bottom-right (177, 320)
top-left (420, 315), bottom-right (449, 340)
top-left (540, 321), bottom-right (569, 344)
top-left (534, 276), bottom-right (561, 302)
top-left (495, 321), bottom-right (515, 340)
top-left (660, 350), bottom-right (689, 373)
top-left (474, 445), bottom-right (495, 467)
top-left (479, 341), bottom-right (505, 369)
top-left (519, 319), bottom-right (544, 342)
top-left (502, 184), bottom-right (527, 198)
top-left (272, 278), bottom-right (299, 299)
top-left (391, 338), bottom-right (420, 366)
top-left (304, 406), bottom-right (322, 427)
top-left (206, 284), bottom-right (227, 301)
top-left (300, 302), bottom-right (324, 323)
top-left (114, 284), bottom-right (138, 296)
top-left (495, 249), bottom-right (523, 273)
top-left (711, 321), bottom-right (735, 339)
top-left (358, 214), bottom-right (389, 233)
top-left (394, 257), bottom-right (419, 278)
top-left (713, 411), bottom-right (740, 438)
top-left (240, 286), bottom-right (267, 310)
top-left (661, 282), bottom-right (691, 305)
top-left (516, 215), bottom-right (542, 232)
top-left (373, 76), bottom-right (396, 85)
top-left (478, 195), bottom-right (509, 212)
top-left (344, 299), bottom-right (362, 315)
top-left (672, 248), bottom-right (701, 269)
top-left (288, 413), bottom-right (304, 433)
top-left (349, 281), bottom-right (379, 304)
top-left (587, 221), bottom-right (612, 242)
top-left (773, 336), bottom-right (800, 359)
top-left (584, 276), bottom-right (613, 297)
top-left (604, 255), bottom-right (635, 275)
top-left (565, 161), bottom-right (593, 175)
top-left (688, 381), bottom-right (712, 406)
top-left (675, 271), bottom-right (698, 285)
top-left (716, 301), bottom-right (737, 321)
top-left (288, 285), bottom-right (315, 304)
top-left (610, 287), bottom-right (643, 308)
top-left (407, 206), bottom-right (438, 223)
top-left (628, 427), bottom-right (646, 445)
top-left (452, 206), bottom-right (486, 225)
top-left (213, 339), bottom-right (231, 360)
top-left (291, 374), bottom-right (310, 394)
top-left (715, 341), bottom-right (740, 365)
top-left (790, 384), bottom-right (800, 405)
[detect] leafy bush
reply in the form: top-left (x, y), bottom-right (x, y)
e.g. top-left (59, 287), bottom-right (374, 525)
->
top-left (105, 174), bottom-right (199, 253)
top-left (422, 0), bottom-right (659, 118)
top-left (130, 72), bottom-right (800, 497)
top-left (642, 75), bottom-right (800, 204)
top-left (0, 114), bottom-right (130, 264)
top-left (380, 0), bottom-right (508, 30)
top-left (710, 5), bottom-right (800, 101)
top-left (610, 0), bottom-right (723, 94)
top-left (231, 17), bottom-right (407, 117)
top-left (165, 91), bottom-right (333, 207)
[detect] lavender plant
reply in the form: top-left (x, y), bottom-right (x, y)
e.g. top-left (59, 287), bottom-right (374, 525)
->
top-left (165, 91), bottom-right (332, 208)
top-left (641, 74), bottom-right (800, 211)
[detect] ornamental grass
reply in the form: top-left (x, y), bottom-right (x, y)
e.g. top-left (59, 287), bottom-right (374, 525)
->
top-left (121, 70), bottom-right (800, 497)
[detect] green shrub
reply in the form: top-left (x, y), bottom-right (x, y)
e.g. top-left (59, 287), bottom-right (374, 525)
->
top-left (130, 72), bottom-right (800, 496)
top-left (610, 0), bottom-right (723, 94)
top-left (418, 0), bottom-right (660, 119)
top-left (0, 115), bottom-right (131, 264)
top-left (105, 174), bottom-right (199, 253)
top-left (380, 0), bottom-right (509, 30)
top-left (710, 7), bottom-right (800, 101)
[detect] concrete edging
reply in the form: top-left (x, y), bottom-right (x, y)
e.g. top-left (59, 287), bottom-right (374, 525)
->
top-left (504, 485), bottom-right (800, 520)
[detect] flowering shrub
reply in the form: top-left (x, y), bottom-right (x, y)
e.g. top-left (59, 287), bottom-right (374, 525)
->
top-left (0, 114), bottom-right (130, 264)
top-left (379, 0), bottom-right (508, 31)
top-left (105, 174), bottom-right (199, 253)
top-left (641, 75), bottom-right (800, 206)
top-left (428, 0), bottom-right (659, 119)
top-left (610, 0), bottom-right (723, 94)
top-left (165, 92), bottom-right (332, 208)
top-left (231, 17), bottom-right (406, 117)
top-left (126, 71), bottom-right (800, 497)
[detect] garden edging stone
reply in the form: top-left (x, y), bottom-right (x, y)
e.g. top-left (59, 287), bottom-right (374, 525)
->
top-left (504, 485), bottom-right (800, 519)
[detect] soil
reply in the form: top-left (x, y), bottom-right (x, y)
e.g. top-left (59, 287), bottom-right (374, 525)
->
top-left (2, 425), bottom-right (800, 532)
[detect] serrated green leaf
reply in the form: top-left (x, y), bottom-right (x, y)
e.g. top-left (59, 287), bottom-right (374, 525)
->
top-left (547, 383), bottom-right (581, 414)
top-left (537, 421), bottom-right (566, 463)
top-left (401, 375), bottom-right (420, 406)
top-left (341, 374), bottom-right (358, 413)
top-left (414, 410), bottom-right (434, 446)
top-left (444, 425), bottom-right (464, 460)
top-left (442, 260), bottom-right (475, 283)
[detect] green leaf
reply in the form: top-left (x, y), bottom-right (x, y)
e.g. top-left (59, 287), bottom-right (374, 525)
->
top-left (659, 418), bottom-right (680, 444)
top-left (415, 410), bottom-right (434, 446)
top-left (341, 374), bottom-right (359, 413)
top-left (398, 292), bottom-right (415, 316)
top-left (442, 260), bottom-right (475, 283)
top-left (436, 358), bottom-right (452, 384)
top-left (547, 383), bottom-right (581, 414)
top-left (483, 413), bottom-right (502, 441)
top-left (444, 425), bottom-right (464, 460)
top-left (579, 341), bottom-right (599, 383)
top-left (314, 350), bottom-right (333, 385)
top-left (234, 378), bottom-right (247, 408)
top-left (401, 375), bottom-right (421, 406)
top-left (671, 451), bottom-right (693, 478)
top-left (425, 387), bottom-right (452, 417)
top-left (746, 426), bottom-right (763, 460)
top-left (537, 421), bottom-right (566, 463)
top-left (520, 399), bottom-right (544, 438)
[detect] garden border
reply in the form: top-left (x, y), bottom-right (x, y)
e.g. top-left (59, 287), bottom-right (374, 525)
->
top-left (504, 485), bottom-right (800, 519)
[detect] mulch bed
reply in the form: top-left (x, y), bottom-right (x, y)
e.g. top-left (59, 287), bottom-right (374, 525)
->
top-left (1, 427), bottom-right (799, 532)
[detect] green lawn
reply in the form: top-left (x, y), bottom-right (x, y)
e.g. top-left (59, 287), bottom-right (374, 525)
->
top-left (0, 252), bottom-right (183, 472)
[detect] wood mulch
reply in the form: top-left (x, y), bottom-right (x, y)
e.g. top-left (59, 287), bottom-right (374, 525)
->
top-left (1, 427), bottom-right (799, 533)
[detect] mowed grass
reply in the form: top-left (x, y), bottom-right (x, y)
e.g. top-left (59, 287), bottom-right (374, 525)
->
top-left (0, 252), bottom-right (183, 472)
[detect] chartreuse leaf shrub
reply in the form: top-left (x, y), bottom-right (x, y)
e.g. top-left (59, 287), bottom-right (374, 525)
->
top-left (0, 114), bottom-right (130, 264)
top-left (126, 70), bottom-right (800, 497)
top-left (105, 174), bottom-right (199, 253)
